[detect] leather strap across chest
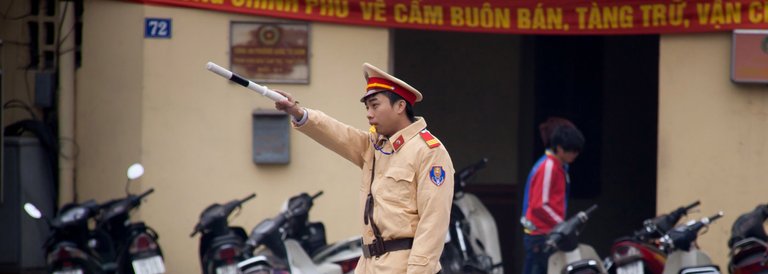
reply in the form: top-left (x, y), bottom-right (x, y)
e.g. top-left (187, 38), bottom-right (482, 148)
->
top-left (363, 146), bottom-right (413, 258)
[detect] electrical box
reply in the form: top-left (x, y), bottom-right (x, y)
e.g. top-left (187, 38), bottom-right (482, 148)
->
top-left (252, 110), bottom-right (290, 165)
top-left (0, 137), bottom-right (55, 272)
top-left (34, 71), bottom-right (56, 108)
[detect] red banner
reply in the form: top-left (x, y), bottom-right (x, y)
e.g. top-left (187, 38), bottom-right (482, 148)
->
top-left (134, 0), bottom-right (768, 34)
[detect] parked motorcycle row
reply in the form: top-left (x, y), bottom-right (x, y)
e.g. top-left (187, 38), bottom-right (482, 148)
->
top-left (546, 199), bottom-right (768, 274)
top-left (199, 158), bottom-right (502, 274)
top-left (23, 161), bottom-right (768, 274)
top-left (195, 191), bottom-right (362, 274)
top-left (22, 160), bottom-right (502, 274)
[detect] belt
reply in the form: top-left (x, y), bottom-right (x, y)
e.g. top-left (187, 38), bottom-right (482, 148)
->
top-left (362, 238), bottom-right (414, 258)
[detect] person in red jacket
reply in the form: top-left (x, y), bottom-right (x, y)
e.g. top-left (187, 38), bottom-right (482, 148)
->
top-left (520, 120), bottom-right (585, 274)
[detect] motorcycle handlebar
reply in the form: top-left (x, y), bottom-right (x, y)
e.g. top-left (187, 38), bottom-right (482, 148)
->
top-left (689, 211), bottom-right (724, 233)
top-left (137, 188), bottom-right (155, 201)
top-left (584, 205), bottom-right (598, 217)
top-left (684, 200), bottom-right (701, 211)
top-left (474, 158), bottom-right (489, 169)
top-left (190, 193), bottom-right (257, 237)
top-left (706, 211), bottom-right (724, 223)
top-left (241, 193), bottom-right (257, 203)
top-left (642, 200), bottom-right (701, 237)
top-left (457, 158), bottom-right (489, 180)
top-left (227, 193), bottom-right (257, 212)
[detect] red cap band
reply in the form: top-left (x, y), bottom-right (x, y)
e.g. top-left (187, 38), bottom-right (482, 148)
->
top-left (365, 77), bottom-right (417, 105)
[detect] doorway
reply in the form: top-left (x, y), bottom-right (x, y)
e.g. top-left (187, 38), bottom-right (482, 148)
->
top-left (394, 30), bottom-right (659, 272)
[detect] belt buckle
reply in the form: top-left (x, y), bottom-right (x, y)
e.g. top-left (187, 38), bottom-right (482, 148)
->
top-left (363, 240), bottom-right (384, 258)
top-left (362, 244), bottom-right (372, 258)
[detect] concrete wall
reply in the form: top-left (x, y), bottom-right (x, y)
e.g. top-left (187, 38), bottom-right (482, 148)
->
top-left (658, 33), bottom-right (768, 268)
top-left (0, 1), bottom-right (46, 127)
top-left (76, 1), bottom-right (389, 273)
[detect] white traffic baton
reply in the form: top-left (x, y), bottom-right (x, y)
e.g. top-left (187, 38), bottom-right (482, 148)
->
top-left (205, 62), bottom-right (288, 102)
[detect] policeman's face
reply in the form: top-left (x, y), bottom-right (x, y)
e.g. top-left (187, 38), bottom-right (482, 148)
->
top-left (365, 93), bottom-right (402, 137)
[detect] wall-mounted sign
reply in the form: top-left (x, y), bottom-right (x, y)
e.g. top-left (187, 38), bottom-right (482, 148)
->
top-left (732, 29), bottom-right (768, 84)
top-left (145, 18), bottom-right (171, 38)
top-left (230, 22), bottom-right (310, 84)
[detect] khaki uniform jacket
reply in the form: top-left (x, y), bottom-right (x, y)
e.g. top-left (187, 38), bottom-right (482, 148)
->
top-left (295, 109), bottom-right (454, 274)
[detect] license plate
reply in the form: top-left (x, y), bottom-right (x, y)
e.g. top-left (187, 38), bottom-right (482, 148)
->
top-left (216, 264), bottom-right (239, 274)
top-left (617, 261), bottom-right (644, 274)
top-left (132, 255), bottom-right (166, 274)
top-left (53, 270), bottom-right (83, 274)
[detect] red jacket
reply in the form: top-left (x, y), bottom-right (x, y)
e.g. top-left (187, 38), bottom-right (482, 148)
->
top-left (521, 152), bottom-right (568, 235)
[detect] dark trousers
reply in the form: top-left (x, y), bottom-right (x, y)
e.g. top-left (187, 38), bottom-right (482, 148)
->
top-left (523, 233), bottom-right (551, 274)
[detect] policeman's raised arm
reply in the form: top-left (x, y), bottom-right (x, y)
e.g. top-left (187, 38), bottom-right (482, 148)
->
top-left (273, 89), bottom-right (305, 121)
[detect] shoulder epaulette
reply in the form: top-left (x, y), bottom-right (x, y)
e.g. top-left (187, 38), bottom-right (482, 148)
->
top-left (419, 129), bottom-right (441, 149)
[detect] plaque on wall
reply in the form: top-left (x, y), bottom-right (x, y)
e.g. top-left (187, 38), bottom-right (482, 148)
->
top-left (252, 110), bottom-right (290, 165)
top-left (231, 21), bottom-right (310, 84)
top-left (732, 29), bottom-right (768, 84)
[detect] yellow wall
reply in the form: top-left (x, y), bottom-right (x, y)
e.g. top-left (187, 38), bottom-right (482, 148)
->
top-left (659, 33), bottom-right (768, 268)
top-left (76, 1), bottom-right (388, 273)
top-left (76, 0), bottom-right (144, 204)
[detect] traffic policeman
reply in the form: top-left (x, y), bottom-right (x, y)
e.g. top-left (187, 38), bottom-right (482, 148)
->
top-left (274, 63), bottom-right (454, 274)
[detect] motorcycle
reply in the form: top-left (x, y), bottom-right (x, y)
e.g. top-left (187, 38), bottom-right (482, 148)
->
top-left (238, 191), bottom-right (362, 274)
top-left (727, 204), bottom-right (768, 274)
top-left (659, 211), bottom-right (724, 274)
top-left (92, 163), bottom-right (165, 274)
top-left (23, 163), bottom-right (161, 274)
top-left (191, 193), bottom-right (256, 274)
top-left (546, 204), bottom-right (607, 274)
top-left (609, 201), bottom-right (701, 274)
top-left (24, 200), bottom-right (104, 274)
top-left (440, 158), bottom-right (503, 274)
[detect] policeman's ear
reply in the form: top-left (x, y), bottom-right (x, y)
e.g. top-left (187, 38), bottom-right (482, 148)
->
top-left (395, 99), bottom-right (407, 115)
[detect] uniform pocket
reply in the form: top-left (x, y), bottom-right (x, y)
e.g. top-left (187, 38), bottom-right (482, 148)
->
top-left (380, 167), bottom-right (415, 203)
top-left (407, 254), bottom-right (429, 266)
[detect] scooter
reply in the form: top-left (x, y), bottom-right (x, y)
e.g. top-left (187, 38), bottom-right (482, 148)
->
top-left (24, 200), bottom-right (104, 274)
top-left (191, 193), bottom-right (256, 274)
top-left (609, 201), bottom-right (701, 274)
top-left (93, 163), bottom-right (165, 274)
top-left (546, 204), bottom-right (607, 274)
top-left (659, 211), bottom-right (724, 274)
top-left (24, 163), bottom-right (157, 274)
top-left (238, 191), bottom-right (362, 274)
top-left (440, 158), bottom-right (503, 274)
top-left (727, 204), bottom-right (768, 274)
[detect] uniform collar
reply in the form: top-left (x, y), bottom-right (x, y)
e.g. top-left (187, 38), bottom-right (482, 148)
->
top-left (388, 117), bottom-right (427, 152)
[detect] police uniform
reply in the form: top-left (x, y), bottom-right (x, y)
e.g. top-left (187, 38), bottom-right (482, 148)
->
top-left (292, 63), bottom-right (454, 274)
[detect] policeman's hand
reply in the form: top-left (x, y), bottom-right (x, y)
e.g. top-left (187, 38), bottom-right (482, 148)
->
top-left (273, 90), bottom-right (304, 120)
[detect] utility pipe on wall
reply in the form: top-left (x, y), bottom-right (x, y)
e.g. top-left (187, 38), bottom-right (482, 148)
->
top-left (58, 0), bottom-right (76, 204)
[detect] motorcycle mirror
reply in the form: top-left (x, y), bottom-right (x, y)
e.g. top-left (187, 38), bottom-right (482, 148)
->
top-left (127, 163), bottom-right (145, 180)
top-left (24, 203), bottom-right (42, 219)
